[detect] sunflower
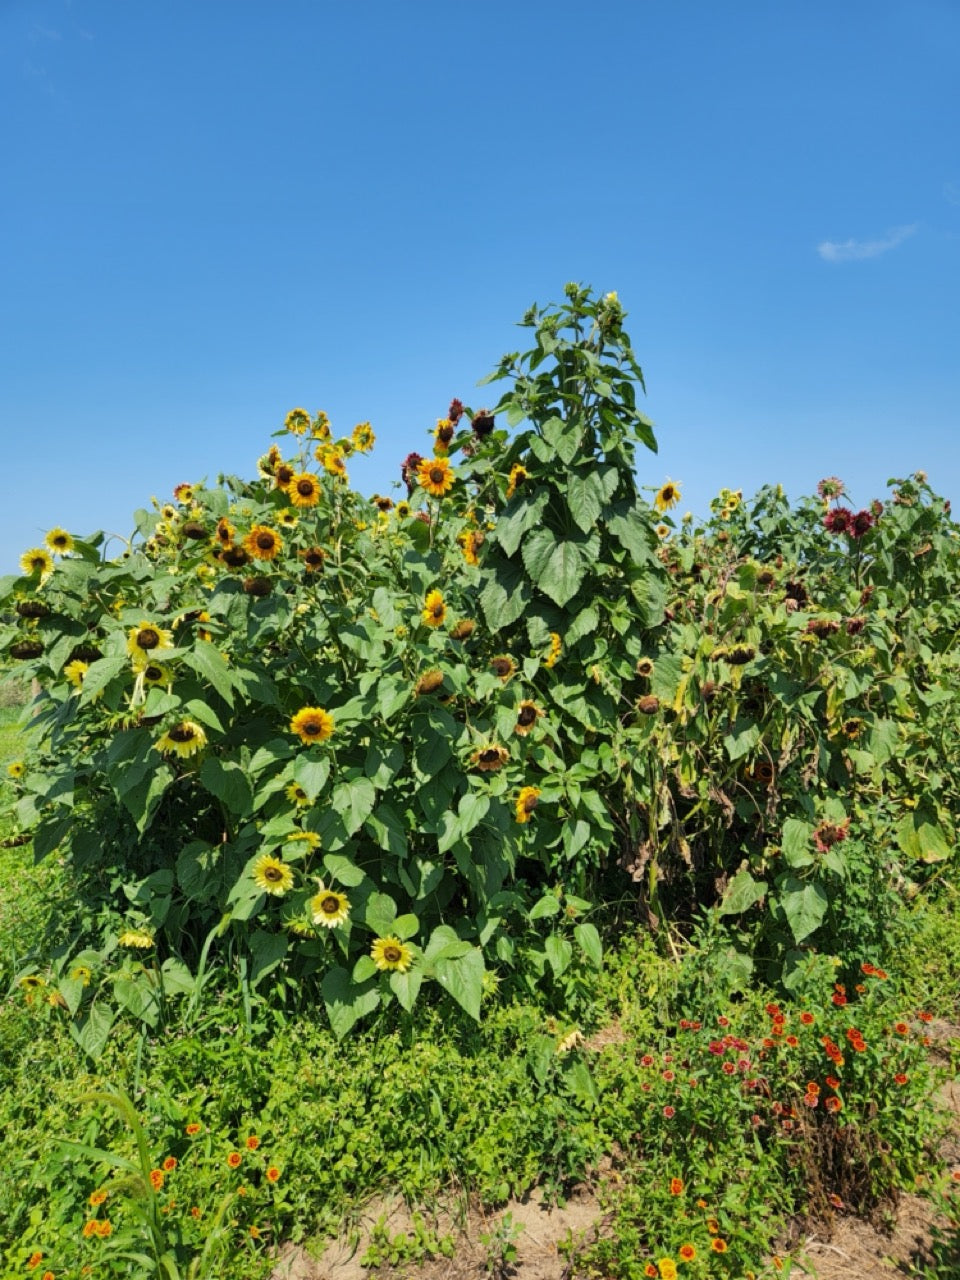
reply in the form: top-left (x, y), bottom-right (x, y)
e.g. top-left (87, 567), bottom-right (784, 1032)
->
top-left (70, 964), bottom-right (92, 986)
top-left (417, 456), bottom-right (455, 497)
top-left (253, 854), bottom-right (295, 896)
top-left (142, 663), bottom-right (170, 686)
top-left (274, 462), bottom-right (296, 489)
top-left (243, 525), bottom-right (282, 561)
top-left (506, 465), bottom-right (529, 500)
top-left (285, 782), bottom-right (310, 807)
top-left (312, 411), bottom-right (331, 441)
top-left (45, 527), bottom-right (74, 555)
top-left (433, 418), bottom-right (455, 452)
top-left (309, 884), bottom-right (350, 929)
top-left (317, 447), bottom-right (347, 479)
top-left (654, 481), bottom-right (681, 512)
top-left (543, 632), bottom-right (562, 668)
top-left (127, 622), bottom-right (174, 668)
top-left (514, 700), bottom-right (543, 735)
top-left (395, 501), bottom-right (411, 519)
top-left (472, 744), bottom-right (509, 772)
top-left (284, 407), bottom-right (311, 435)
top-left (156, 720), bottom-right (207, 758)
top-left (490, 655), bottom-right (515, 681)
top-left (19, 548), bottom-right (54, 578)
top-left (285, 830), bottom-right (320, 851)
top-left (173, 483), bottom-right (194, 503)
top-left (118, 929), bottom-right (154, 948)
top-left (515, 786), bottom-right (541, 823)
top-left (421, 590), bottom-right (446, 628)
top-left (64, 659), bottom-right (89, 690)
top-left (458, 529), bottom-right (483, 565)
top-left (7, 761), bottom-right (25, 780)
top-left (450, 618), bottom-right (476, 641)
top-left (287, 472), bottom-right (321, 507)
top-left (215, 517), bottom-right (235, 546)
top-left (371, 936), bottom-right (413, 972)
top-left (290, 706), bottom-right (335, 744)
top-left (352, 421), bottom-right (375, 452)
top-left (414, 669), bottom-right (445, 696)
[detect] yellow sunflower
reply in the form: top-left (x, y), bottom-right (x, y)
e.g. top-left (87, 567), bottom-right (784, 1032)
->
top-left (290, 707), bottom-right (335, 744)
top-left (654, 481), bottom-right (681, 512)
top-left (284, 407), bottom-right (311, 435)
top-left (277, 507), bottom-right (299, 528)
top-left (490, 655), bottom-right (516, 681)
top-left (309, 884), bottom-right (350, 929)
top-left (371, 936), bottom-right (413, 973)
top-left (351, 422), bottom-right (375, 453)
top-left (471, 744), bottom-right (509, 772)
top-left (395, 501), bottom-right (411, 519)
top-left (543, 632), bottom-right (562, 668)
top-left (215, 517), bottom-right (235, 546)
top-left (417, 456), bottom-right (455, 497)
top-left (45, 527), bottom-right (74, 555)
top-left (172, 483), bottom-right (194, 503)
top-left (285, 782), bottom-right (310, 807)
top-left (311, 411), bottom-right (331, 441)
top-left (19, 548), bottom-right (54, 579)
top-left (64, 660), bottom-right (89, 690)
top-left (421, 590), bottom-right (446, 628)
top-left (141, 663), bottom-right (170, 686)
top-left (243, 525), bottom-right (282, 561)
top-left (127, 623), bottom-right (174, 668)
top-left (70, 964), bottom-right (92, 986)
top-left (156, 720), bottom-right (207, 758)
top-left (506, 465), bottom-right (529, 500)
top-left (287, 473), bottom-right (321, 508)
top-left (118, 930), bottom-right (154, 949)
top-left (514, 700), bottom-right (543, 735)
top-left (458, 529), bottom-right (483, 566)
top-left (7, 761), bottom-right (24, 780)
top-left (252, 854), bottom-right (294, 896)
top-left (515, 786), bottom-right (541, 823)
top-left (300, 545), bottom-right (326, 572)
top-left (316, 447), bottom-right (347, 479)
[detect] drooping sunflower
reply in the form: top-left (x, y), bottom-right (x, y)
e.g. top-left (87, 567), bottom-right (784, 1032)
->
top-left (433, 418), bottom-right (455, 453)
top-left (64, 659), bottom-right (89, 690)
top-left (414, 669), bottom-right (445, 697)
top-left (117, 929), bottom-right (154, 948)
top-left (287, 472), bottom-right (321, 508)
top-left (417, 456), bottom-right (455, 498)
top-left (449, 618), bottom-right (476, 641)
top-left (371, 936), bottom-right (413, 973)
top-left (215, 517), bottom-right (235, 546)
top-left (514, 700), bottom-right (543, 735)
top-left (290, 706), bottom-right (335, 744)
top-left (243, 525), bottom-right (282, 561)
top-left (458, 529), bottom-right (483, 566)
top-left (421, 590), bottom-right (446, 628)
top-left (300, 545), bottom-right (326, 572)
top-left (156, 720), bottom-right (207, 758)
top-left (543, 632), bottom-right (562, 668)
top-left (352, 421), bottom-right (375, 452)
top-left (309, 884), bottom-right (350, 929)
top-left (19, 548), bottom-right (54, 578)
top-left (514, 786), bottom-right (541, 823)
top-left (45, 527), bottom-right (74, 555)
top-left (253, 854), bottom-right (294, 896)
top-left (317, 447), bottom-right (347, 479)
top-left (284, 407), bottom-right (311, 435)
top-left (506, 465), bottom-right (529, 500)
top-left (654, 481), bottom-right (681, 512)
top-left (127, 623), bottom-right (175, 668)
top-left (312, 411), bottom-right (332, 441)
top-left (274, 461), bottom-right (296, 490)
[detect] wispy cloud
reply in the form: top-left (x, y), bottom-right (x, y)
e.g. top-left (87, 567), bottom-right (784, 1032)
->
top-left (817, 224), bottom-right (917, 263)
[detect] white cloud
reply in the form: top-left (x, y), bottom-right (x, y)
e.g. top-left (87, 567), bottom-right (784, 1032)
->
top-left (817, 224), bottom-right (917, 263)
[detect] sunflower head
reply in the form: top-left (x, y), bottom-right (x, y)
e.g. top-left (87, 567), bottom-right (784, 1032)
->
top-left (654, 481), bottom-right (681, 513)
top-left (117, 929), bottom-right (154, 949)
top-left (287, 472), bottom-right (321, 508)
top-left (285, 782), bottom-right (310, 807)
top-left (157, 720), bottom-right (207, 758)
top-left (310, 884), bottom-right (350, 929)
top-left (243, 525), bottom-right (282, 561)
top-left (352, 421), bottom-right (375, 452)
top-left (421, 590), bottom-right (446, 628)
top-left (300, 546), bottom-right (326, 573)
top-left (19, 548), bottom-right (54, 579)
top-left (64, 659), bottom-right (89, 689)
top-left (243, 576), bottom-right (273, 597)
top-left (371, 936), bottom-right (413, 972)
top-left (506, 465), bottom-right (529, 500)
top-left (284, 407), bottom-right (311, 435)
top-left (417, 456), bottom-right (455, 498)
top-left (514, 786), bottom-right (541, 823)
top-left (222, 545), bottom-right (251, 568)
top-left (449, 618), bottom-right (476, 641)
top-left (490, 655), bottom-right (515, 681)
top-left (215, 518), bottom-right (235, 546)
top-left (414, 669), bottom-right (445, 697)
top-left (290, 706), bottom-right (335, 745)
top-left (45, 527), bottom-right (74, 555)
top-left (514, 700), bottom-right (543, 735)
top-left (471, 744), bottom-right (509, 772)
top-left (253, 854), bottom-right (295, 896)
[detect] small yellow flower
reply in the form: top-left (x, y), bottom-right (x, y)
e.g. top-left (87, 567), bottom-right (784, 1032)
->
top-left (127, 622), bottom-right (174, 669)
top-left (309, 885), bottom-right (350, 929)
top-left (118, 930), bottom-right (154, 949)
top-left (371, 936), bottom-right (413, 972)
top-left (70, 964), bottom-right (93, 986)
top-left (7, 760), bottom-right (25, 780)
top-left (285, 782), bottom-right (310, 807)
top-left (290, 707), bottom-right (335, 744)
top-left (64, 659), bottom-right (89, 690)
top-left (543, 632), bottom-right (562, 668)
top-left (421, 590), bottom-right (446, 627)
top-left (654, 481), bottom-right (681, 512)
top-left (506, 465), bottom-right (529, 500)
top-left (352, 421), bottom-right (375, 452)
top-left (45, 526), bottom-right (74, 555)
top-left (284, 407), bottom-right (311, 435)
top-left (252, 854), bottom-right (295, 896)
top-left (514, 786), bottom-right (541, 823)
top-left (156, 721), bottom-right (207, 758)
top-left (19, 548), bottom-right (54, 579)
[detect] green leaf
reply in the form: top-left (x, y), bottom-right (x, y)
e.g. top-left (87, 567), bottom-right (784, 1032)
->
top-left (529, 893), bottom-right (562, 921)
top-left (293, 755), bottom-right (330, 802)
top-left (365, 892), bottom-right (398, 935)
top-left (79, 654), bottom-right (127, 705)
top-left (778, 876), bottom-right (829, 944)
top-left (573, 922), bottom-right (603, 968)
top-left (480, 556), bottom-right (532, 632)
top-left (545, 934), bottom-right (573, 975)
top-left (248, 930), bottom-right (288, 985)
top-left (717, 868), bottom-right (767, 915)
top-left (70, 1004), bottom-right (115, 1061)
top-left (457, 791), bottom-right (489, 837)
top-left (495, 490), bottom-right (550, 557)
top-left (182, 641), bottom-right (235, 706)
top-left (199, 757), bottom-right (253, 817)
top-left (896, 810), bottom-right (952, 864)
top-left (321, 967), bottom-right (380, 1039)
top-left (392, 913), bottom-right (420, 941)
top-left (566, 471), bottom-right (607, 533)
top-left (331, 777), bottom-right (377, 835)
top-left (541, 415), bottom-right (583, 465)
top-left (389, 966), bottom-right (424, 1012)
top-left (723, 721), bottom-right (762, 763)
top-left (523, 534), bottom-right (586, 608)
top-left (781, 818), bottom-right (815, 869)
top-left (434, 947), bottom-right (484, 1021)
top-left (323, 853), bottom-right (367, 887)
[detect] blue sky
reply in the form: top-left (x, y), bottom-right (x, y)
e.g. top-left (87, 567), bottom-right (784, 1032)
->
top-left (2, 0), bottom-right (958, 573)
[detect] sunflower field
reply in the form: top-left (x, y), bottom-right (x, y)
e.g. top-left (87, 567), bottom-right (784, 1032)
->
top-left (2, 282), bottom-right (959, 1055)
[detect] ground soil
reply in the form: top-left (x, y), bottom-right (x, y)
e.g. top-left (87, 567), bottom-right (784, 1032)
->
top-left (271, 1024), bottom-right (960, 1280)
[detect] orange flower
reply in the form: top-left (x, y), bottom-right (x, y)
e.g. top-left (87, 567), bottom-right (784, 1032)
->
top-left (825, 1096), bottom-right (842, 1113)
top-left (800, 1011), bottom-right (815, 1025)
top-left (711, 1238), bottom-right (728, 1253)
top-left (245, 1135), bottom-right (260, 1151)
top-left (894, 1021), bottom-right (909, 1035)
top-left (149, 1169), bottom-right (164, 1191)
top-left (162, 1156), bottom-right (177, 1172)
top-left (266, 1166), bottom-right (281, 1183)
top-left (27, 1253), bottom-right (43, 1269)
top-left (706, 1219), bottom-right (720, 1235)
top-left (678, 1244), bottom-right (696, 1262)
top-left (669, 1177), bottom-right (684, 1195)
top-left (96, 1221), bottom-right (112, 1238)
top-left (227, 1151), bottom-right (242, 1169)
top-left (88, 1189), bottom-right (108, 1206)
top-left (185, 1122), bottom-right (202, 1136)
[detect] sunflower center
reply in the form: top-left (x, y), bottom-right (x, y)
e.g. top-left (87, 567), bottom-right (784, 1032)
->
top-left (518, 705), bottom-right (536, 726)
top-left (297, 480), bottom-right (314, 496)
top-left (137, 628), bottom-right (160, 650)
top-left (523, 794), bottom-right (539, 813)
top-left (169, 725), bottom-right (196, 743)
top-left (31, 557), bottom-right (46, 570)
top-left (276, 466), bottom-right (294, 484)
top-left (144, 666), bottom-right (163, 681)
top-left (256, 532), bottom-right (275, 550)
top-left (264, 866), bottom-right (283, 883)
top-left (431, 604), bottom-right (443, 619)
top-left (302, 719), bottom-right (322, 737)
top-left (383, 945), bottom-right (402, 964)
top-left (320, 896), bottom-right (340, 915)
top-left (429, 467), bottom-right (445, 484)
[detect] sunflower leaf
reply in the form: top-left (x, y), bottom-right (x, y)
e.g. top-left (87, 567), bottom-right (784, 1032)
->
top-left (322, 967), bottom-right (380, 1039)
top-left (433, 946), bottom-right (484, 1021)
